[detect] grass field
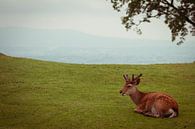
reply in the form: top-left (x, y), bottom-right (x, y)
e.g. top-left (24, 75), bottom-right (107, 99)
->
top-left (0, 54), bottom-right (195, 129)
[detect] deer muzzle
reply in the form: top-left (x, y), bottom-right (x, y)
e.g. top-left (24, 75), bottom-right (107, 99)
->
top-left (119, 90), bottom-right (126, 96)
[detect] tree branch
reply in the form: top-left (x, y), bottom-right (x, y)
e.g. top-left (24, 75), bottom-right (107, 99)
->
top-left (164, 0), bottom-right (195, 26)
top-left (171, 0), bottom-right (174, 5)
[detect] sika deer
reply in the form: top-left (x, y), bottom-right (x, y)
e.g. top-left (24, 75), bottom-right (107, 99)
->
top-left (119, 74), bottom-right (179, 118)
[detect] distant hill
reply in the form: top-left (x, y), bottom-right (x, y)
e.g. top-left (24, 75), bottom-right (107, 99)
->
top-left (0, 52), bottom-right (7, 56)
top-left (0, 27), bottom-right (194, 64)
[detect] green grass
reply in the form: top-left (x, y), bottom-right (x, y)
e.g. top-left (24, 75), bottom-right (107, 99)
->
top-left (0, 54), bottom-right (195, 129)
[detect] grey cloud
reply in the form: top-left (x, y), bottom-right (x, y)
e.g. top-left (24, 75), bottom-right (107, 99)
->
top-left (0, 0), bottom-right (112, 16)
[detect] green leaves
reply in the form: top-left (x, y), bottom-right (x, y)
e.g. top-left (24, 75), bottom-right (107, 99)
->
top-left (110, 0), bottom-right (195, 44)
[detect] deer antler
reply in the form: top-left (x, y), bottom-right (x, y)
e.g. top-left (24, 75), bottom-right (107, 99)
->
top-left (133, 74), bottom-right (142, 85)
top-left (123, 74), bottom-right (127, 81)
top-left (123, 74), bottom-right (130, 81)
top-left (139, 73), bottom-right (142, 77)
top-left (124, 74), bottom-right (142, 82)
top-left (132, 74), bottom-right (135, 81)
top-left (136, 74), bottom-right (142, 80)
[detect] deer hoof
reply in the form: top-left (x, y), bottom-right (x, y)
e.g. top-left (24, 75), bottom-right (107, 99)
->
top-left (134, 108), bottom-right (143, 114)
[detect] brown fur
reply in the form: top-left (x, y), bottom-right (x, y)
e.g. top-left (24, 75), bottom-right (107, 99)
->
top-left (120, 74), bottom-right (179, 118)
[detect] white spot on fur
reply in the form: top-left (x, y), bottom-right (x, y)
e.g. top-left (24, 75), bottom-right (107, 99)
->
top-left (151, 106), bottom-right (157, 114)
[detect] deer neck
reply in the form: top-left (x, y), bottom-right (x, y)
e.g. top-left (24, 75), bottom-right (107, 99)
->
top-left (129, 87), bottom-right (145, 105)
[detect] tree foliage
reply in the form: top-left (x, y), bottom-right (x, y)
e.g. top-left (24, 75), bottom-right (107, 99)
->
top-left (109, 0), bottom-right (195, 44)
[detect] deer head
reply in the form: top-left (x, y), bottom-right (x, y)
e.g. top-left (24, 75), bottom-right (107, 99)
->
top-left (119, 74), bottom-right (142, 96)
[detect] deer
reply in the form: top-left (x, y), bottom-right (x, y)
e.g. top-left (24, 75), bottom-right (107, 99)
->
top-left (119, 74), bottom-right (179, 118)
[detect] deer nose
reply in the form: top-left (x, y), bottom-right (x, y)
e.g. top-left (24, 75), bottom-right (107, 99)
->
top-left (119, 90), bottom-right (122, 94)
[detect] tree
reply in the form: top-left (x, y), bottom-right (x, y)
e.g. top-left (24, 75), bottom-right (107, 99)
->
top-left (109, 0), bottom-right (195, 44)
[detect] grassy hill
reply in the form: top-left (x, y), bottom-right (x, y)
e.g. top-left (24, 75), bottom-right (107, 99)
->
top-left (0, 54), bottom-right (195, 129)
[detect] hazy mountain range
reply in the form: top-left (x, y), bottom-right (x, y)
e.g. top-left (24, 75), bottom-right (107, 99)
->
top-left (0, 27), bottom-right (194, 64)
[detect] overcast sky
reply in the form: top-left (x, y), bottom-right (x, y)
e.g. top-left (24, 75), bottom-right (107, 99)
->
top-left (0, 0), bottom-right (193, 41)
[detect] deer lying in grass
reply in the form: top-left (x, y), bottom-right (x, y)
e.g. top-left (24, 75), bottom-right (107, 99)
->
top-left (120, 74), bottom-right (179, 118)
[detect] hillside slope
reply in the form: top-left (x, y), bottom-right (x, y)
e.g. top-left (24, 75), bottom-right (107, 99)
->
top-left (0, 55), bottom-right (195, 129)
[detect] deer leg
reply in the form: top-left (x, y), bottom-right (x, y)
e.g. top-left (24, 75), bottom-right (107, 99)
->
top-left (134, 103), bottom-right (149, 114)
top-left (143, 112), bottom-right (153, 117)
top-left (142, 105), bottom-right (160, 118)
top-left (135, 105), bottom-right (161, 118)
top-left (143, 111), bottom-right (160, 118)
top-left (134, 106), bottom-right (144, 114)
